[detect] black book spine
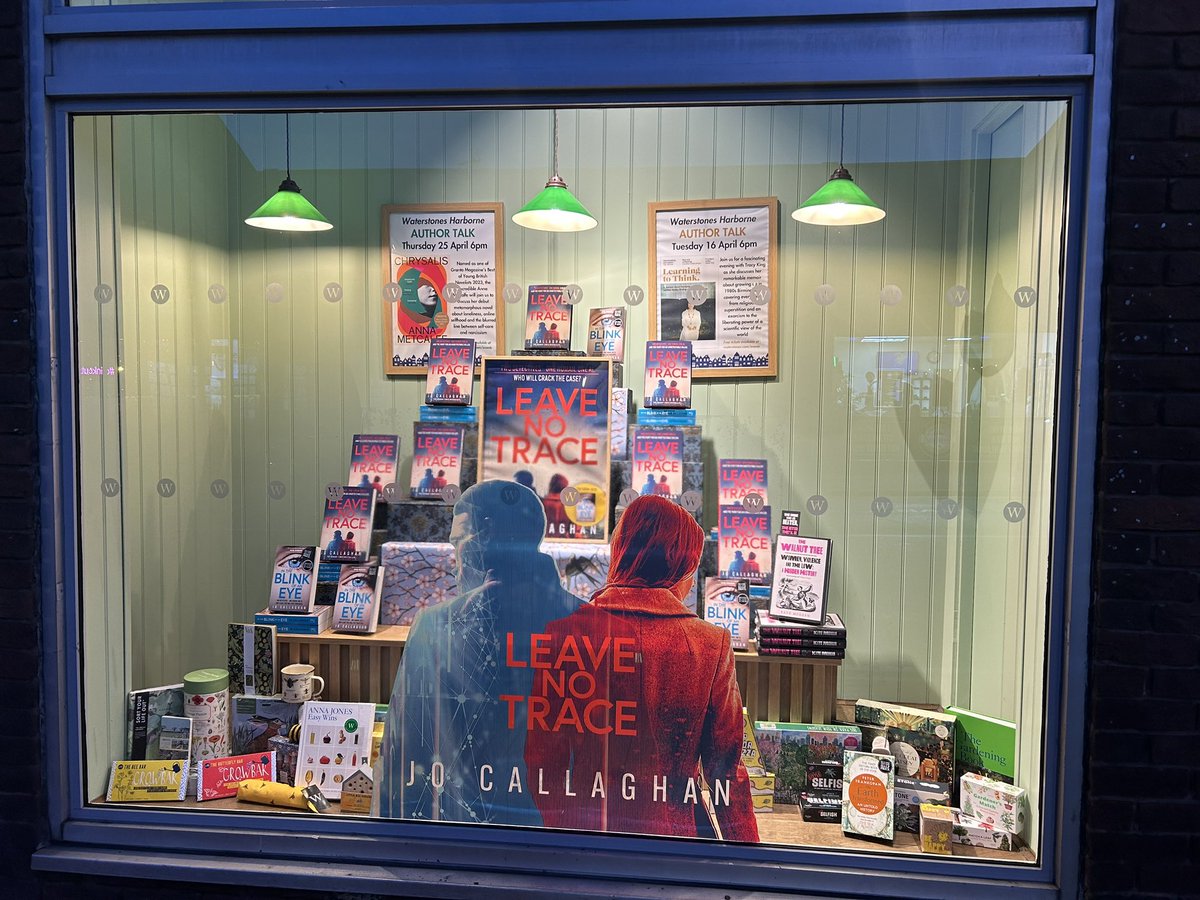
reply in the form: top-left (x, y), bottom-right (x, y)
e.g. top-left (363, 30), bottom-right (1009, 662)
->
top-left (758, 626), bottom-right (846, 640)
top-left (756, 636), bottom-right (847, 649)
top-left (756, 646), bottom-right (845, 659)
top-left (130, 692), bottom-right (149, 758)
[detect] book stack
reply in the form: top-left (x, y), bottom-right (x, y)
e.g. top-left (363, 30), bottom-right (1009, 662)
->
top-left (635, 407), bottom-right (697, 427)
top-left (754, 611), bottom-right (846, 659)
top-left (418, 404), bottom-right (478, 424)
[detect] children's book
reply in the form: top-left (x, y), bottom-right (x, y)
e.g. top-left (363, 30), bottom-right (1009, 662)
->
top-left (268, 545), bottom-right (318, 613)
top-left (631, 425), bottom-right (684, 500)
top-left (525, 284), bottom-right (572, 350)
top-left (332, 560), bottom-right (384, 634)
top-left (945, 706), bottom-right (1017, 785)
top-left (347, 434), bottom-right (400, 495)
top-left (718, 506), bottom-right (772, 584)
top-left (227, 623), bottom-right (278, 696)
top-left (643, 340), bottom-right (692, 409)
top-left (425, 337), bottom-right (476, 406)
top-left (319, 486), bottom-right (376, 564)
top-left (410, 422), bottom-right (464, 500)
top-left (718, 458), bottom-right (768, 507)
top-left (702, 577), bottom-right (751, 650)
top-left (125, 683), bottom-right (185, 760)
top-left (295, 701), bottom-right (378, 799)
top-left (587, 306), bottom-right (625, 361)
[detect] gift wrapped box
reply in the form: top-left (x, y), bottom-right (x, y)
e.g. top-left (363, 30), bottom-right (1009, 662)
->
top-left (541, 541), bottom-right (610, 602)
top-left (386, 501), bottom-right (457, 543)
top-left (611, 387), bottom-right (631, 460)
top-left (268, 735), bottom-right (299, 786)
top-left (379, 541), bottom-right (457, 625)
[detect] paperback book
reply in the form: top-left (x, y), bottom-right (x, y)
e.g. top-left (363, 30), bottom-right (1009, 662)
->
top-left (410, 422), bottom-right (464, 500)
top-left (587, 306), bottom-right (625, 361)
top-left (945, 705), bottom-right (1017, 785)
top-left (319, 485), bottom-right (376, 564)
top-left (755, 646), bottom-right (845, 660)
top-left (425, 337), bottom-right (476, 406)
top-left (295, 701), bottom-right (378, 799)
top-left (701, 577), bottom-right (751, 650)
top-left (769, 534), bottom-right (832, 625)
top-left (525, 284), bottom-right (572, 350)
top-left (631, 426), bottom-right (685, 500)
top-left (643, 340), bottom-right (692, 409)
top-left (268, 545), bottom-right (318, 613)
top-left (347, 434), bottom-right (400, 495)
top-left (779, 509), bottom-right (801, 537)
top-left (718, 506), bottom-right (772, 584)
top-left (157, 717), bottom-right (193, 761)
top-left (718, 458), bottom-right (768, 507)
top-left (756, 611), bottom-right (846, 641)
top-left (255, 605), bottom-right (332, 635)
top-left (332, 560), bottom-right (384, 634)
top-left (842, 750), bottom-right (896, 841)
top-left (226, 623), bottom-right (278, 696)
top-left (419, 405), bottom-right (478, 424)
top-left (125, 683), bottom-right (185, 760)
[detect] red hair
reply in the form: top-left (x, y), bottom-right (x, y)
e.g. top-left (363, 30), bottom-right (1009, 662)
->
top-left (608, 495), bottom-right (704, 589)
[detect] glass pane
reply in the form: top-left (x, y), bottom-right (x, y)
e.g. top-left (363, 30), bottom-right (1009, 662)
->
top-left (72, 100), bottom-right (1068, 861)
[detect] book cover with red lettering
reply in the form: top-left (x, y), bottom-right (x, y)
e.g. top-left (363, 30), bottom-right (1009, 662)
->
top-left (643, 340), bottom-right (692, 409)
top-left (410, 423), bottom-right (464, 500)
top-left (319, 486), bottom-right (376, 564)
top-left (718, 458), bottom-right (769, 507)
top-left (587, 306), bottom-right (625, 361)
top-left (347, 434), bottom-right (400, 495)
top-left (425, 337), bottom-right (476, 405)
top-left (196, 751), bottom-right (276, 801)
top-left (332, 560), bottom-right (384, 634)
top-left (631, 425), bottom-right (684, 501)
top-left (525, 284), bottom-right (572, 350)
top-left (718, 506), bottom-right (772, 585)
top-left (268, 546), bottom-right (318, 613)
top-left (479, 357), bottom-right (612, 542)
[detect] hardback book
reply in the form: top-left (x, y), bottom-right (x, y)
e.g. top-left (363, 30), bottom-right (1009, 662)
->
top-left (894, 776), bottom-right (950, 834)
top-left (718, 506), bottom-right (772, 585)
top-left (631, 426), bottom-right (685, 500)
top-left (418, 404), bottom-right (478, 424)
top-left (587, 306), bottom-right (625, 361)
top-left (752, 721), bottom-right (863, 805)
top-left (854, 699), bottom-right (956, 786)
top-left (635, 407), bottom-right (697, 427)
top-left (756, 611), bottom-right (846, 641)
top-left (295, 701), bottom-right (379, 799)
top-left (718, 458), bottom-right (768, 507)
top-left (769, 534), bottom-right (832, 625)
top-left (842, 750), bottom-right (896, 841)
top-left (410, 422), bottom-right (464, 500)
top-left (425, 337), bottom-right (476, 406)
top-left (525, 284), bottom-right (572, 350)
top-left (755, 635), bottom-right (846, 650)
top-left (197, 751), bottom-right (277, 801)
top-left (701, 577), bottom-right (751, 650)
top-left (125, 683), bottom-right (185, 760)
top-left (946, 705), bottom-right (1017, 785)
top-left (227, 623), bottom-right (278, 696)
top-left (268, 545), bottom-right (318, 613)
top-left (231, 694), bottom-right (303, 755)
top-left (319, 485), bottom-right (376, 564)
top-left (643, 340), bottom-right (692, 409)
top-left (255, 605), bottom-right (332, 635)
top-left (755, 645), bottom-right (845, 659)
top-left (107, 759), bottom-right (189, 802)
top-left (332, 560), bottom-right (384, 634)
top-left (347, 434), bottom-right (400, 496)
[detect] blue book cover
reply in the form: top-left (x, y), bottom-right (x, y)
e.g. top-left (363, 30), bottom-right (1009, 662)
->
top-left (643, 340), bottom-right (692, 409)
top-left (425, 337), bottom-right (476, 406)
top-left (717, 505), bottom-right (772, 584)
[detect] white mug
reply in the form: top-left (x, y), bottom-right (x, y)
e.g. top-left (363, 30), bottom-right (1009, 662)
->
top-left (281, 663), bottom-right (325, 703)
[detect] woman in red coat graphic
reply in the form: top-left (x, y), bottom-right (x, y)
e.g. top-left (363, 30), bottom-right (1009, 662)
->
top-left (523, 495), bottom-right (759, 842)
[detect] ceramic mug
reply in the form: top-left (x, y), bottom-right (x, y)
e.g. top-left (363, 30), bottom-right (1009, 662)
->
top-left (281, 663), bottom-right (325, 703)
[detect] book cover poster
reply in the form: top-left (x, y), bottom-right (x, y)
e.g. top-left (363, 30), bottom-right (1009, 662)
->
top-left (268, 545), bottom-right (318, 613)
top-left (319, 486), bottom-right (376, 564)
top-left (702, 578), bottom-right (751, 650)
top-left (718, 458), bottom-right (768, 506)
top-left (587, 306), bottom-right (625, 360)
top-left (197, 751), bottom-right (277, 801)
top-left (410, 423), bottom-right (464, 500)
top-left (631, 426), bottom-right (684, 500)
top-left (718, 506), bottom-right (772, 584)
top-left (768, 535), bottom-right (831, 625)
top-left (333, 561), bottom-right (384, 634)
top-left (524, 284), bottom-right (572, 350)
top-left (296, 701), bottom-right (378, 799)
top-left (425, 337), bottom-right (476, 406)
top-left (347, 434), bottom-right (400, 495)
top-left (643, 340), bottom-right (692, 409)
top-left (479, 357), bottom-right (612, 542)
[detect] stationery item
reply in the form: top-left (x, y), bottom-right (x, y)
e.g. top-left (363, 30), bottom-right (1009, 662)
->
top-left (294, 701), bottom-right (378, 799)
top-left (125, 683), bottom-right (185, 760)
top-left (425, 337), bottom-right (476, 406)
top-left (255, 605), bottom-right (332, 635)
top-left (156, 716), bottom-right (192, 761)
top-left (197, 751), bottom-right (277, 801)
top-left (919, 802), bottom-right (954, 854)
top-left (227, 623), bottom-right (278, 696)
top-left (268, 546), bottom-right (318, 613)
top-left (332, 560), bottom-right (384, 634)
top-left (106, 759), bottom-right (190, 802)
top-left (379, 541), bottom-right (457, 625)
top-left (347, 434), bottom-right (401, 495)
top-left (183, 668), bottom-right (230, 762)
top-left (281, 663), bottom-right (325, 703)
top-left (842, 750), bottom-right (896, 841)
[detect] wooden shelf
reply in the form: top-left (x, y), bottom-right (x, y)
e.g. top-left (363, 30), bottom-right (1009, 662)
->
top-left (277, 624), bottom-right (410, 649)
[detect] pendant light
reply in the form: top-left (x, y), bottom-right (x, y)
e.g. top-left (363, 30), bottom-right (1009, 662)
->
top-left (512, 110), bottom-right (597, 233)
top-left (793, 106), bottom-right (885, 227)
top-left (245, 115), bottom-right (333, 233)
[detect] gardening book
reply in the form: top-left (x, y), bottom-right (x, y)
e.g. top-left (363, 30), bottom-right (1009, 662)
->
top-left (425, 337), bottom-right (476, 405)
top-left (945, 705), bottom-right (1017, 785)
top-left (587, 306), bottom-right (625, 361)
top-left (525, 284), bottom-right (572, 350)
top-left (319, 485), bottom-right (376, 564)
top-left (718, 458), bottom-right (768, 506)
top-left (125, 683), bottom-right (185, 760)
top-left (410, 422), bottom-right (464, 500)
top-left (268, 545), bottom-right (318, 613)
top-left (631, 426), bottom-right (685, 501)
top-left (347, 434), bottom-right (400, 495)
top-left (643, 340), bottom-right (692, 409)
top-left (718, 506), bottom-right (772, 584)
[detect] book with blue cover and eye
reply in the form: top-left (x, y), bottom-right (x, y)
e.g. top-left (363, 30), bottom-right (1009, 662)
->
top-left (347, 434), bottom-right (400, 496)
top-left (268, 545), bottom-right (318, 613)
top-left (319, 486), bottom-right (376, 565)
top-left (332, 560), bottom-right (384, 634)
top-left (525, 284), bottom-right (572, 350)
top-left (718, 458), bottom-right (769, 507)
top-left (587, 306), bottom-right (625, 361)
top-left (424, 337), bottom-right (476, 406)
top-left (410, 422), bottom-right (464, 500)
top-left (702, 578), bottom-right (752, 650)
top-left (643, 340), bottom-right (692, 409)
top-left (631, 425), bottom-right (684, 501)
top-left (718, 506), bottom-right (772, 585)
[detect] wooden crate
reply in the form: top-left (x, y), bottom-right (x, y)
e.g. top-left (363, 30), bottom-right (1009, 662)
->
top-left (277, 625), bottom-right (409, 704)
top-left (735, 645), bottom-right (840, 724)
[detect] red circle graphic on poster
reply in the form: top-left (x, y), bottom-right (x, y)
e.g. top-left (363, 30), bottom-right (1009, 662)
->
top-left (394, 260), bottom-right (451, 339)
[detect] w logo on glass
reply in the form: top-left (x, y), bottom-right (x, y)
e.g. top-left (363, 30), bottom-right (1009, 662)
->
top-left (325, 483), bottom-right (344, 502)
top-left (561, 487), bottom-right (581, 507)
top-left (741, 493), bottom-right (764, 512)
top-left (623, 285), bottom-right (645, 306)
top-left (323, 283), bottom-right (343, 303)
top-left (680, 491), bottom-right (703, 513)
top-left (100, 478), bottom-right (121, 498)
top-left (210, 479), bottom-right (230, 499)
top-left (1003, 501), bottom-right (1026, 523)
top-left (564, 284), bottom-right (584, 305)
top-left (150, 284), bottom-right (170, 305)
top-left (871, 496), bottom-right (893, 517)
top-left (1014, 286), bottom-right (1037, 308)
top-left (268, 481), bottom-right (287, 500)
top-left (382, 282), bottom-right (402, 302)
top-left (946, 285), bottom-right (969, 308)
top-left (503, 283), bottom-right (523, 304)
top-left (618, 488), bottom-right (640, 508)
top-left (937, 498), bottom-right (960, 520)
top-left (156, 478), bottom-right (176, 498)
top-left (382, 482), bottom-right (400, 503)
top-left (806, 495), bottom-right (828, 516)
top-left (500, 484), bottom-right (520, 505)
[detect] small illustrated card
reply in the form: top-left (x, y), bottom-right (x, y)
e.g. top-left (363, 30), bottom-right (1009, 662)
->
top-left (718, 458), bottom-right (768, 507)
top-left (295, 702), bottom-right (378, 800)
top-left (702, 577), bottom-right (751, 650)
top-left (779, 509), bottom-right (801, 538)
top-left (107, 759), bottom-right (190, 802)
top-left (717, 506), bottom-right (772, 584)
top-left (769, 534), bottom-right (832, 625)
top-left (525, 284), bottom-right (572, 350)
top-left (227, 623), bottom-right (278, 696)
top-left (643, 340), bottom-right (692, 409)
top-left (587, 306), bottom-right (625, 361)
top-left (425, 337), bottom-right (476, 405)
top-left (197, 751), bottom-right (277, 801)
top-left (157, 716), bottom-right (192, 761)
top-left (332, 561), bottom-right (384, 634)
top-left (268, 545), bottom-right (318, 613)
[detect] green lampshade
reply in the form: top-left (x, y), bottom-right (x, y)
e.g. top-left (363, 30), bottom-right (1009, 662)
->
top-left (245, 179), bottom-right (333, 232)
top-left (512, 176), bottom-right (597, 232)
top-left (792, 167), bottom-right (885, 226)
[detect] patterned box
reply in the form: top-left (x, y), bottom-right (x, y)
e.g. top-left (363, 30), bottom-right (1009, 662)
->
top-left (268, 735), bottom-right (299, 786)
top-left (541, 541), bottom-right (610, 602)
top-left (959, 772), bottom-right (1027, 838)
top-left (386, 501), bottom-right (457, 543)
top-left (379, 541), bottom-right (457, 626)
top-left (611, 387), bottom-right (631, 459)
top-left (749, 772), bottom-right (775, 812)
top-left (951, 808), bottom-right (1019, 851)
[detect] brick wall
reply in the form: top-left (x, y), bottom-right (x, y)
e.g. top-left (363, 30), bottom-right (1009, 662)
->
top-left (1086, 1), bottom-right (1200, 897)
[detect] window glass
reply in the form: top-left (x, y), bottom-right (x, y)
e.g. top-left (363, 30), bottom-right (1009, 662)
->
top-left (73, 101), bottom-right (1067, 860)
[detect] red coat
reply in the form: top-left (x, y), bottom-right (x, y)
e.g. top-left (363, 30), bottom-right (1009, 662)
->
top-left (523, 586), bottom-right (759, 842)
